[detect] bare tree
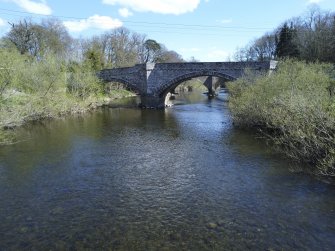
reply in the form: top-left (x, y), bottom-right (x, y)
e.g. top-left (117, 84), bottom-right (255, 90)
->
top-left (6, 19), bottom-right (35, 55)
top-left (102, 27), bottom-right (140, 67)
top-left (40, 18), bottom-right (72, 58)
top-left (252, 33), bottom-right (276, 61)
top-left (234, 7), bottom-right (335, 63)
top-left (6, 18), bottom-right (72, 59)
top-left (156, 45), bottom-right (184, 63)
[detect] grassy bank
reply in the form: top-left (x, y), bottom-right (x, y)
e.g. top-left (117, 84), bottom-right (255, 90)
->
top-left (227, 60), bottom-right (335, 176)
top-left (0, 49), bottom-right (134, 145)
top-left (176, 78), bottom-right (208, 92)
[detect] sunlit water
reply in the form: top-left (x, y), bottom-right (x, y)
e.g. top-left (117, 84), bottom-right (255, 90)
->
top-left (0, 90), bottom-right (335, 250)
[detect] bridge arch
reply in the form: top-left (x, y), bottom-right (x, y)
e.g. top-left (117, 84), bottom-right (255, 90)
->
top-left (157, 71), bottom-right (236, 98)
top-left (100, 77), bottom-right (141, 94)
top-left (98, 61), bottom-right (276, 108)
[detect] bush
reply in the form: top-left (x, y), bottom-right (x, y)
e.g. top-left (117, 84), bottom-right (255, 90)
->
top-left (0, 48), bottom-right (137, 145)
top-left (15, 55), bottom-right (64, 95)
top-left (227, 60), bottom-right (335, 176)
top-left (0, 48), bottom-right (23, 97)
top-left (66, 63), bottom-right (103, 98)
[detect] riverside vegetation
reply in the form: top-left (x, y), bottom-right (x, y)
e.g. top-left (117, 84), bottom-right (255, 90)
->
top-left (0, 48), bottom-right (134, 144)
top-left (229, 8), bottom-right (335, 176)
top-left (0, 18), bottom-right (184, 145)
top-left (227, 60), bottom-right (335, 176)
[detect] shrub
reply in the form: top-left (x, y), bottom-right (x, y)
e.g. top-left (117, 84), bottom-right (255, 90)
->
top-left (0, 49), bottom-right (131, 145)
top-left (15, 55), bottom-right (64, 95)
top-left (0, 48), bottom-right (23, 97)
top-left (66, 63), bottom-right (103, 98)
top-left (227, 60), bottom-right (335, 176)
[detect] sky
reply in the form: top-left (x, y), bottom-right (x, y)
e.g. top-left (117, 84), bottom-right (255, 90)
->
top-left (0, 0), bottom-right (335, 61)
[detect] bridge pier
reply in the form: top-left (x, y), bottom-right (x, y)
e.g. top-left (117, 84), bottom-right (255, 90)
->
top-left (140, 95), bottom-right (166, 109)
top-left (204, 76), bottom-right (218, 97)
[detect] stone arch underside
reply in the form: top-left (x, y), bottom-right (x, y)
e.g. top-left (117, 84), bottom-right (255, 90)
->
top-left (101, 77), bottom-right (141, 94)
top-left (156, 71), bottom-right (236, 98)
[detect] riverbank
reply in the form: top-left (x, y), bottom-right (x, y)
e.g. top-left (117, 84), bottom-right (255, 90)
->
top-left (0, 90), bottom-right (135, 145)
top-left (227, 60), bottom-right (335, 176)
top-left (0, 49), bottom-right (135, 145)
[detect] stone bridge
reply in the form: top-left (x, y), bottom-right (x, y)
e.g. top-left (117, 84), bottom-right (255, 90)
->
top-left (97, 61), bottom-right (277, 108)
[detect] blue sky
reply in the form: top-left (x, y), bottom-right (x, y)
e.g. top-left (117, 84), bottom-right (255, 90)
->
top-left (0, 0), bottom-right (335, 61)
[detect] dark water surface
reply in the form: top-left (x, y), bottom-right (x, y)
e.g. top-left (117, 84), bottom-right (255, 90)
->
top-left (0, 91), bottom-right (335, 250)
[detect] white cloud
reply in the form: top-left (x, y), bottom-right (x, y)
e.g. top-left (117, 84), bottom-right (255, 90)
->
top-left (10, 0), bottom-right (52, 15)
top-left (102, 0), bottom-right (200, 15)
top-left (307, 0), bottom-right (323, 4)
top-left (63, 15), bottom-right (122, 32)
top-left (0, 18), bottom-right (6, 27)
top-left (118, 8), bottom-right (133, 17)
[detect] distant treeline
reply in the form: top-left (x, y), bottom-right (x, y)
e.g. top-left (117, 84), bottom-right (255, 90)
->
top-left (2, 18), bottom-right (184, 70)
top-left (234, 7), bottom-right (335, 63)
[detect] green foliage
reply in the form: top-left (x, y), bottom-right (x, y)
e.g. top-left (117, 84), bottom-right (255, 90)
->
top-left (143, 39), bottom-right (161, 63)
top-left (275, 23), bottom-right (300, 59)
top-left (0, 49), bottom-right (129, 145)
top-left (15, 56), bottom-right (64, 95)
top-left (66, 63), bottom-right (103, 98)
top-left (82, 38), bottom-right (105, 71)
top-left (0, 18), bottom-right (183, 145)
top-left (0, 48), bottom-right (22, 97)
top-left (177, 78), bottom-right (208, 92)
top-left (228, 60), bottom-right (335, 176)
top-left (83, 48), bottom-right (104, 71)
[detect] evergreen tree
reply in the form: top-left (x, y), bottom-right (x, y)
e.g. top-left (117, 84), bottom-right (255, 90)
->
top-left (83, 48), bottom-right (104, 71)
top-left (143, 39), bottom-right (161, 63)
top-left (275, 23), bottom-right (300, 59)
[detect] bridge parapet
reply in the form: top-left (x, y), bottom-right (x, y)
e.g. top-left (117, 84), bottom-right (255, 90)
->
top-left (149, 61), bottom-right (271, 68)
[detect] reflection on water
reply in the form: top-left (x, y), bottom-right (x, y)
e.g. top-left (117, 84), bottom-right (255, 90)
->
top-left (0, 91), bottom-right (335, 250)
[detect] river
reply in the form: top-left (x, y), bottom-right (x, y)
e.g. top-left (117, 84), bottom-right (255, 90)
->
top-left (0, 90), bottom-right (335, 250)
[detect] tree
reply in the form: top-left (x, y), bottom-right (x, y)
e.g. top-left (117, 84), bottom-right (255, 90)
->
top-left (82, 37), bottom-right (105, 70)
top-left (143, 39), bottom-right (161, 63)
top-left (155, 45), bottom-right (184, 63)
top-left (5, 18), bottom-right (72, 59)
top-left (103, 27), bottom-right (140, 67)
top-left (252, 33), bottom-right (276, 61)
top-left (275, 23), bottom-right (300, 59)
top-left (6, 19), bottom-right (35, 55)
top-left (234, 8), bottom-right (335, 63)
top-left (302, 10), bottom-right (334, 62)
top-left (40, 18), bottom-right (72, 58)
top-left (83, 48), bottom-right (104, 71)
top-left (233, 44), bottom-right (256, 62)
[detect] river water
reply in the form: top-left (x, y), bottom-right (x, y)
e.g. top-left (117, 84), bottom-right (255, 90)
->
top-left (0, 91), bottom-right (335, 250)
